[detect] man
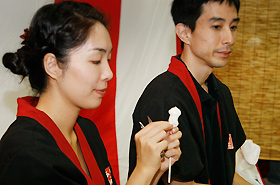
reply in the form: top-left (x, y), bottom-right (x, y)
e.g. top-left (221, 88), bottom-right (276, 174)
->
top-left (129, 0), bottom-right (251, 184)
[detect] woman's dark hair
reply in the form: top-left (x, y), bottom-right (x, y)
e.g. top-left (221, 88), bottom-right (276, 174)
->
top-left (171, 0), bottom-right (240, 48)
top-left (2, 1), bottom-right (108, 94)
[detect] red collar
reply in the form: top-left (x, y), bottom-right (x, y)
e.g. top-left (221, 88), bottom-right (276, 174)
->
top-left (168, 56), bottom-right (224, 184)
top-left (17, 96), bottom-right (104, 185)
top-left (167, 56), bottom-right (205, 136)
top-left (167, 56), bottom-right (222, 141)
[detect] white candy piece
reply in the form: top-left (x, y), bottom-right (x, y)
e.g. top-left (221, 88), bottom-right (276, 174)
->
top-left (167, 106), bottom-right (181, 184)
top-left (168, 106), bottom-right (181, 127)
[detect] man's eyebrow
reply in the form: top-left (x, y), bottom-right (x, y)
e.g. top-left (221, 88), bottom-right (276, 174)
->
top-left (233, 17), bottom-right (240, 22)
top-left (209, 17), bottom-right (240, 23)
top-left (210, 17), bottom-right (225, 22)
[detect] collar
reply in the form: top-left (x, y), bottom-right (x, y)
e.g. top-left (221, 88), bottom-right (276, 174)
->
top-left (167, 56), bottom-right (204, 138)
top-left (195, 74), bottom-right (220, 104)
top-left (167, 55), bottom-right (223, 141)
top-left (175, 55), bottom-right (220, 103)
top-left (17, 96), bottom-right (104, 185)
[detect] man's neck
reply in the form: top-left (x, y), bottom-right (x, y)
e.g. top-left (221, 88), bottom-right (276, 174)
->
top-left (180, 50), bottom-right (213, 86)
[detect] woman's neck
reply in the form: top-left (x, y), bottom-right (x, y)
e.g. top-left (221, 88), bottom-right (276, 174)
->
top-left (36, 90), bottom-right (80, 143)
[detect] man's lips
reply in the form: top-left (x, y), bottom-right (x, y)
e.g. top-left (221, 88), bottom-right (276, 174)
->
top-left (215, 45), bottom-right (232, 58)
top-left (217, 50), bottom-right (231, 57)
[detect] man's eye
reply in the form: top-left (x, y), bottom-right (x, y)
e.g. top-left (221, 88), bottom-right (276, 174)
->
top-left (212, 25), bottom-right (221, 30)
top-left (231, 26), bottom-right (238, 31)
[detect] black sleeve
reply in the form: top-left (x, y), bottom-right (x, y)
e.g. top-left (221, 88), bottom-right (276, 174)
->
top-left (216, 80), bottom-right (246, 184)
top-left (128, 73), bottom-right (209, 182)
top-left (217, 81), bottom-right (246, 151)
top-left (0, 147), bottom-right (86, 185)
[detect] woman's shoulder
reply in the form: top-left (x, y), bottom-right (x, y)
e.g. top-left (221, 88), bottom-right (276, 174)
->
top-left (0, 117), bottom-right (59, 159)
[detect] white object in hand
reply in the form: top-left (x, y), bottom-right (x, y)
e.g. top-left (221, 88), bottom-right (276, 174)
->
top-left (168, 106), bottom-right (181, 127)
top-left (167, 106), bottom-right (181, 183)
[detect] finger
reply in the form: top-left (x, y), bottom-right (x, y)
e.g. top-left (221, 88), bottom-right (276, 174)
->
top-left (167, 130), bottom-right (182, 142)
top-left (145, 121), bottom-right (173, 133)
top-left (167, 139), bottom-right (180, 150)
top-left (138, 138), bottom-right (168, 160)
top-left (157, 140), bottom-right (169, 155)
top-left (164, 147), bottom-right (181, 160)
top-left (166, 127), bottom-right (179, 136)
top-left (149, 130), bottom-right (169, 144)
top-left (136, 121), bottom-right (172, 139)
top-left (137, 129), bottom-right (168, 149)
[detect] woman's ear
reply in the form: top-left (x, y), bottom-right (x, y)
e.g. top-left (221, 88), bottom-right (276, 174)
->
top-left (175, 23), bottom-right (192, 46)
top-left (43, 53), bottom-right (61, 79)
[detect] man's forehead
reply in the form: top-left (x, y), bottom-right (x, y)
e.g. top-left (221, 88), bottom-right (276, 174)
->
top-left (200, 1), bottom-right (238, 19)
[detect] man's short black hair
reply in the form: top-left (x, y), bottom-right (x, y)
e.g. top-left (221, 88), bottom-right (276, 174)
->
top-left (171, 0), bottom-right (240, 31)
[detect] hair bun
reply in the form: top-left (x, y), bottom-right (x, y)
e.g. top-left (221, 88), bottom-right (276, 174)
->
top-left (2, 51), bottom-right (28, 76)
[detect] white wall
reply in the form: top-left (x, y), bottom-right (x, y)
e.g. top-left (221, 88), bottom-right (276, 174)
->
top-left (116, 0), bottom-right (176, 183)
top-left (0, 0), bottom-right (54, 137)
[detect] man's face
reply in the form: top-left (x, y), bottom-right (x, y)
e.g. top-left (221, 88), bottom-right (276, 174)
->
top-left (187, 1), bottom-right (239, 69)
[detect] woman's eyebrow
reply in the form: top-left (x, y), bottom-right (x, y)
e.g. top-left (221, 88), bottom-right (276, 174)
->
top-left (89, 47), bottom-right (113, 53)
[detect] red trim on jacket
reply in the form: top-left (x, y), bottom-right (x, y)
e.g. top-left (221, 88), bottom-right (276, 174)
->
top-left (17, 96), bottom-right (105, 185)
top-left (167, 56), bottom-right (205, 139)
top-left (167, 56), bottom-right (224, 184)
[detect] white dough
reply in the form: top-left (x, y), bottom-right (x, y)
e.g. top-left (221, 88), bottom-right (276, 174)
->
top-left (168, 106), bottom-right (181, 127)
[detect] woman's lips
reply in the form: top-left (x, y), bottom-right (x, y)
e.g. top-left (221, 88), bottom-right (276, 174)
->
top-left (96, 89), bottom-right (107, 97)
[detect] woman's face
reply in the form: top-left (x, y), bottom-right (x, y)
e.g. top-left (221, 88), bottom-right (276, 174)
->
top-left (56, 22), bottom-right (113, 110)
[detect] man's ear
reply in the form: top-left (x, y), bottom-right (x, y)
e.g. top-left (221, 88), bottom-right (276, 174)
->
top-left (43, 53), bottom-right (61, 79)
top-left (175, 23), bottom-right (192, 45)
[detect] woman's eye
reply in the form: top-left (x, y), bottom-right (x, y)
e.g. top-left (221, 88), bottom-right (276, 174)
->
top-left (92, 61), bottom-right (101, 64)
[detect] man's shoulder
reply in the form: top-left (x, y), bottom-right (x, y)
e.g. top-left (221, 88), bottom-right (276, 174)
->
top-left (144, 71), bottom-right (184, 93)
top-left (134, 71), bottom-right (193, 115)
top-left (212, 74), bottom-right (231, 93)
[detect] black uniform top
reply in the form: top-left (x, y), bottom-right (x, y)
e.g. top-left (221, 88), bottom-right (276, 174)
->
top-left (128, 56), bottom-right (246, 184)
top-left (0, 96), bottom-right (116, 185)
top-left (193, 71), bottom-right (227, 185)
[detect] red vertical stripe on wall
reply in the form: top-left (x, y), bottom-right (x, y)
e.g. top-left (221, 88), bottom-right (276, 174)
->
top-left (54, 0), bottom-right (121, 184)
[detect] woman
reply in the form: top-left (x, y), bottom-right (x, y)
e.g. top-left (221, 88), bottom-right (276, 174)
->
top-left (0, 1), bottom-right (181, 185)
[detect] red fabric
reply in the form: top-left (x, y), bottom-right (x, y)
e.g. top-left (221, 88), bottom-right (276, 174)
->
top-left (217, 104), bottom-right (222, 139)
top-left (168, 56), bottom-right (205, 139)
top-left (168, 56), bottom-right (225, 185)
top-left (75, 124), bottom-right (106, 185)
top-left (17, 97), bottom-right (104, 185)
top-left (256, 164), bottom-right (265, 184)
top-left (167, 57), bottom-right (208, 183)
top-left (54, 1), bottom-right (121, 184)
top-left (167, 56), bottom-right (224, 144)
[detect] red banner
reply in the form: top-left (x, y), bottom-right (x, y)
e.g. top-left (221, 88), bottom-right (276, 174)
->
top-left (55, 0), bottom-right (121, 184)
